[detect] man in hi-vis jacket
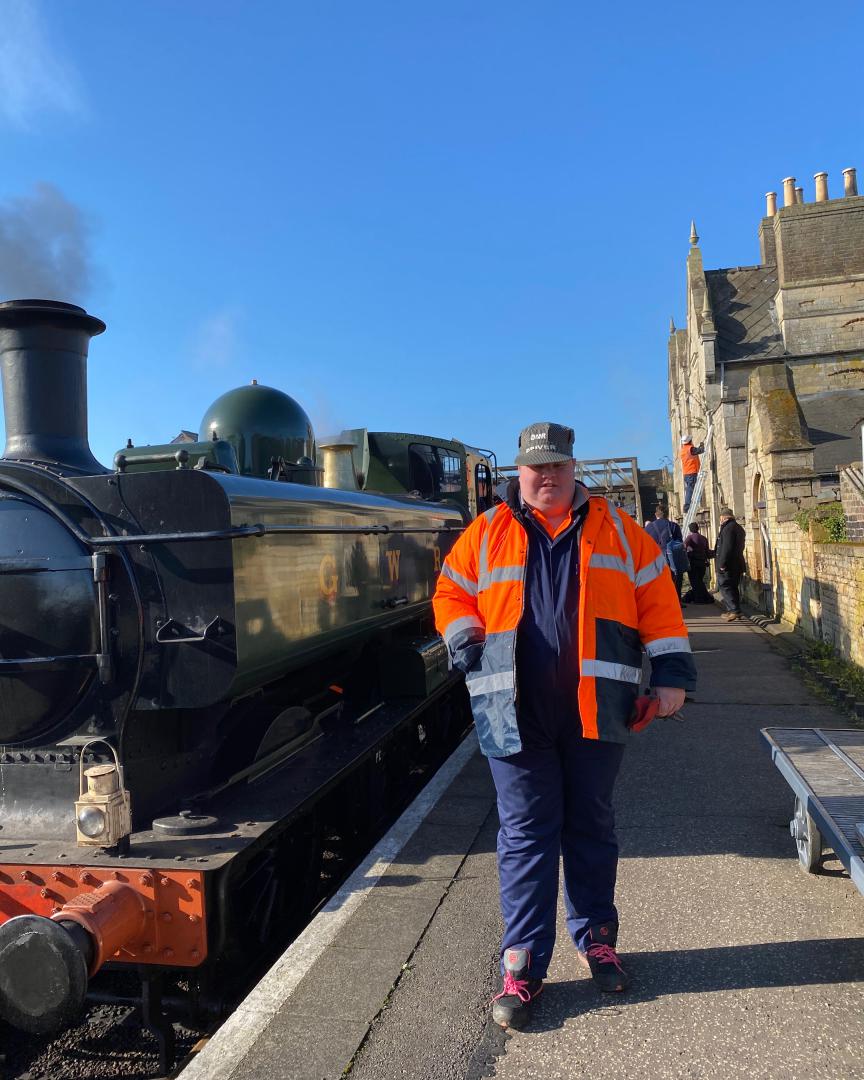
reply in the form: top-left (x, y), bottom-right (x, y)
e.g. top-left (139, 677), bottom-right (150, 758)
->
top-left (433, 422), bottom-right (696, 1029)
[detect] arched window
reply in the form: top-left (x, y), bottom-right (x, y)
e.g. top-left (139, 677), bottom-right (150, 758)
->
top-left (753, 474), bottom-right (772, 586)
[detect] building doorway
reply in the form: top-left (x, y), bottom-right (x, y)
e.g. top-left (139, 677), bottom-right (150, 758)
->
top-left (753, 474), bottom-right (773, 615)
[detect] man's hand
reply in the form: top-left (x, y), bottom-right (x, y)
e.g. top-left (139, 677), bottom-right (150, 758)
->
top-left (650, 686), bottom-right (686, 717)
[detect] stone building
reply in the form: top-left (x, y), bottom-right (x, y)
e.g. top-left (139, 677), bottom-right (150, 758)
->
top-left (668, 168), bottom-right (864, 658)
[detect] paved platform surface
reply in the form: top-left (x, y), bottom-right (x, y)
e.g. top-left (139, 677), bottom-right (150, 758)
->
top-left (182, 606), bottom-right (864, 1080)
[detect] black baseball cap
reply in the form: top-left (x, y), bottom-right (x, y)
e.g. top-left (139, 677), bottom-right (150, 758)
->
top-left (514, 421), bottom-right (574, 466)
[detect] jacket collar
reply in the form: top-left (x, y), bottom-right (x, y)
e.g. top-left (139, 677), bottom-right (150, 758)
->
top-left (505, 478), bottom-right (590, 527)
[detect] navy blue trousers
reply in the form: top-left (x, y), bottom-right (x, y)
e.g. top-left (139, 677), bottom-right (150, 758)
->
top-left (683, 472), bottom-right (698, 512)
top-left (487, 735), bottom-right (625, 979)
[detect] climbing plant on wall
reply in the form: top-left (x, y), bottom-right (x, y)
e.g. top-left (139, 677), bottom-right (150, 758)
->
top-left (794, 502), bottom-right (849, 542)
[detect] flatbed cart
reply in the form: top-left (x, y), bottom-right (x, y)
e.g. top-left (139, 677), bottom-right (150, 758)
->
top-left (762, 727), bottom-right (864, 890)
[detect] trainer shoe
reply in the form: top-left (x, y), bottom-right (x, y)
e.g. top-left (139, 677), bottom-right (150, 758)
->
top-left (721, 611), bottom-right (741, 622)
top-left (578, 922), bottom-right (630, 992)
top-left (491, 948), bottom-right (543, 1029)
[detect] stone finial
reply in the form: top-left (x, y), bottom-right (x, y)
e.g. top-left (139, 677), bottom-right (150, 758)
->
top-left (783, 177), bottom-right (796, 207)
top-left (765, 191), bottom-right (777, 217)
top-left (814, 172), bottom-right (829, 202)
top-left (843, 167), bottom-right (859, 196)
top-left (690, 220), bottom-right (699, 246)
top-left (670, 316), bottom-right (676, 334)
top-left (701, 285), bottom-right (713, 317)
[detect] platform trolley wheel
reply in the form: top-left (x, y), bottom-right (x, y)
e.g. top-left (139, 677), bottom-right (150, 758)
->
top-left (790, 796), bottom-right (824, 873)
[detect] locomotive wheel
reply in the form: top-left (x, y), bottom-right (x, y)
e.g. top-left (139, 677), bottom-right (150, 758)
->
top-left (790, 796), bottom-right (823, 873)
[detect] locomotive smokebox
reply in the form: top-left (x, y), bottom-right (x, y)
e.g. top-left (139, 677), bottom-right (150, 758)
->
top-left (0, 299), bottom-right (106, 473)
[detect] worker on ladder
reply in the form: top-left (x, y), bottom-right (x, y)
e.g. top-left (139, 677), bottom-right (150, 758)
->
top-left (680, 435), bottom-right (705, 513)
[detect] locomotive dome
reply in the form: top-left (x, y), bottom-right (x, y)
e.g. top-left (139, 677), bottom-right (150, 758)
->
top-left (200, 381), bottom-right (316, 478)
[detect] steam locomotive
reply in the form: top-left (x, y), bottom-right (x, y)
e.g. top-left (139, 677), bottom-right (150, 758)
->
top-left (0, 299), bottom-right (494, 1057)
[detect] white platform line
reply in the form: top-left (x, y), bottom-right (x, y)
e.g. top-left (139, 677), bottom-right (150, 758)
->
top-left (178, 731), bottom-right (480, 1080)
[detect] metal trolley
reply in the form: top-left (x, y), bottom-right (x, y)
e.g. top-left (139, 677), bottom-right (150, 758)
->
top-left (762, 727), bottom-right (864, 891)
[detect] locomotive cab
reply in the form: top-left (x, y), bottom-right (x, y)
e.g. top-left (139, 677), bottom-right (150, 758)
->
top-left (361, 431), bottom-right (496, 519)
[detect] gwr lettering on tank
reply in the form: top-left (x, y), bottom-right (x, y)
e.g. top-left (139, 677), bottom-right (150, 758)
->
top-left (319, 554), bottom-right (338, 600)
top-left (386, 549), bottom-right (401, 582)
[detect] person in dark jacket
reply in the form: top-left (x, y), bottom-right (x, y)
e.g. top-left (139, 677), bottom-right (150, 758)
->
top-left (645, 506), bottom-right (685, 600)
top-left (714, 507), bottom-right (746, 620)
top-left (683, 522), bottom-right (712, 602)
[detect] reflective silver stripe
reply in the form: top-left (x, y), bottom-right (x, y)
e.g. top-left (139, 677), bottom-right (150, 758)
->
top-left (443, 615), bottom-right (484, 646)
top-left (483, 507), bottom-right (498, 523)
top-left (478, 529), bottom-right (524, 590)
top-left (634, 552), bottom-right (666, 588)
top-left (465, 671), bottom-right (515, 696)
top-left (581, 659), bottom-right (642, 683)
top-left (606, 500), bottom-right (635, 580)
top-left (479, 565), bottom-right (524, 589)
top-left (440, 563), bottom-right (478, 596)
top-left (644, 636), bottom-right (693, 657)
top-left (479, 532), bottom-right (489, 580)
top-left (589, 552), bottom-right (634, 580)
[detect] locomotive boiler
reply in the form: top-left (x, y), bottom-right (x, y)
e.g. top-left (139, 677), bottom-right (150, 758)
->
top-left (0, 300), bottom-right (487, 1060)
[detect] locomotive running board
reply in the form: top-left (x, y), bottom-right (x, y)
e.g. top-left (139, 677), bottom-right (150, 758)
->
top-left (1, 674), bottom-right (468, 875)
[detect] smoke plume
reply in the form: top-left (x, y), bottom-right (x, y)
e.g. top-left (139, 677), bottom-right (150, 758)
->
top-left (0, 182), bottom-right (92, 303)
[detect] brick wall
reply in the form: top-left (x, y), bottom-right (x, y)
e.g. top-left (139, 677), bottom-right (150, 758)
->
top-left (841, 464), bottom-right (864, 541)
top-left (812, 543), bottom-right (864, 666)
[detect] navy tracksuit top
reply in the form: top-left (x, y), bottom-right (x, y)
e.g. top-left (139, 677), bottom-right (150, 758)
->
top-left (515, 501), bottom-right (587, 747)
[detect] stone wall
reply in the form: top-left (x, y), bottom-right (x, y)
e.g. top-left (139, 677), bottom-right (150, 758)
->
top-left (743, 518), bottom-right (817, 632)
top-left (776, 279), bottom-right (864, 355)
top-left (773, 198), bottom-right (864, 285)
top-left (787, 354), bottom-right (864, 397)
top-left (738, 463), bottom-right (864, 668)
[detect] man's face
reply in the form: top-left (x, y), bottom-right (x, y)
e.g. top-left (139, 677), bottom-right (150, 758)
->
top-left (518, 460), bottom-right (576, 516)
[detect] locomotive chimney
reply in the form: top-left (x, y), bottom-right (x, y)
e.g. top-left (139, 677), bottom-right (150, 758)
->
top-left (0, 299), bottom-right (106, 473)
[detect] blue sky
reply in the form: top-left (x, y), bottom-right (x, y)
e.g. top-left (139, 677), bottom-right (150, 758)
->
top-left (1, 0), bottom-right (862, 471)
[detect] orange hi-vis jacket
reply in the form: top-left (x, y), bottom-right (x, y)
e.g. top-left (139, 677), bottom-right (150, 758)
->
top-left (433, 493), bottom-right (693, 757)
top-left (680, 443), bottom-right (700, 475)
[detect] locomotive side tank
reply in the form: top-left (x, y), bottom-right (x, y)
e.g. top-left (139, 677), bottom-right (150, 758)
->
top-left (0, 299), bottom-right (471, 1047)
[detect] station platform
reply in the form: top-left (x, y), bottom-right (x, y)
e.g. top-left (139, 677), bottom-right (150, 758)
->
top-left (179, 607), bottom-right (864, 1080)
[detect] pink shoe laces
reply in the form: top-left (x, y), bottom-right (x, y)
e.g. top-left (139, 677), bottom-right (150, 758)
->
top-left (586, 942), bottom-right (625, 971)
top-left (493, 969), bottom-right (532, 1003)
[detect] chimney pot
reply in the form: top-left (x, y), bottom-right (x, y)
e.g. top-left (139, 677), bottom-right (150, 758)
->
top-left (795, 186), bottom-right (804, 204)
top-left (765, 191), bottom-right (777, 217)
top-left (782, 177), bottom-right (797, 207)
top-left (814, 172), bottom-right (829, 202)
top-left (843, 167), bottom-right (858, 197)
top-left (0, 300), bottom-right (106, 473)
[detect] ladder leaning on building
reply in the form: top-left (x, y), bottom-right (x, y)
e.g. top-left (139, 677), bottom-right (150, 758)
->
top-left (682, 420), bottom-right (713, 533)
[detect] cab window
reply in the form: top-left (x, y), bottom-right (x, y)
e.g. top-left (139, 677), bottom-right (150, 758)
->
top-left (474, 462), bottom-right (492, 513)
top-left (408, 443), bottom-right (463, 500)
